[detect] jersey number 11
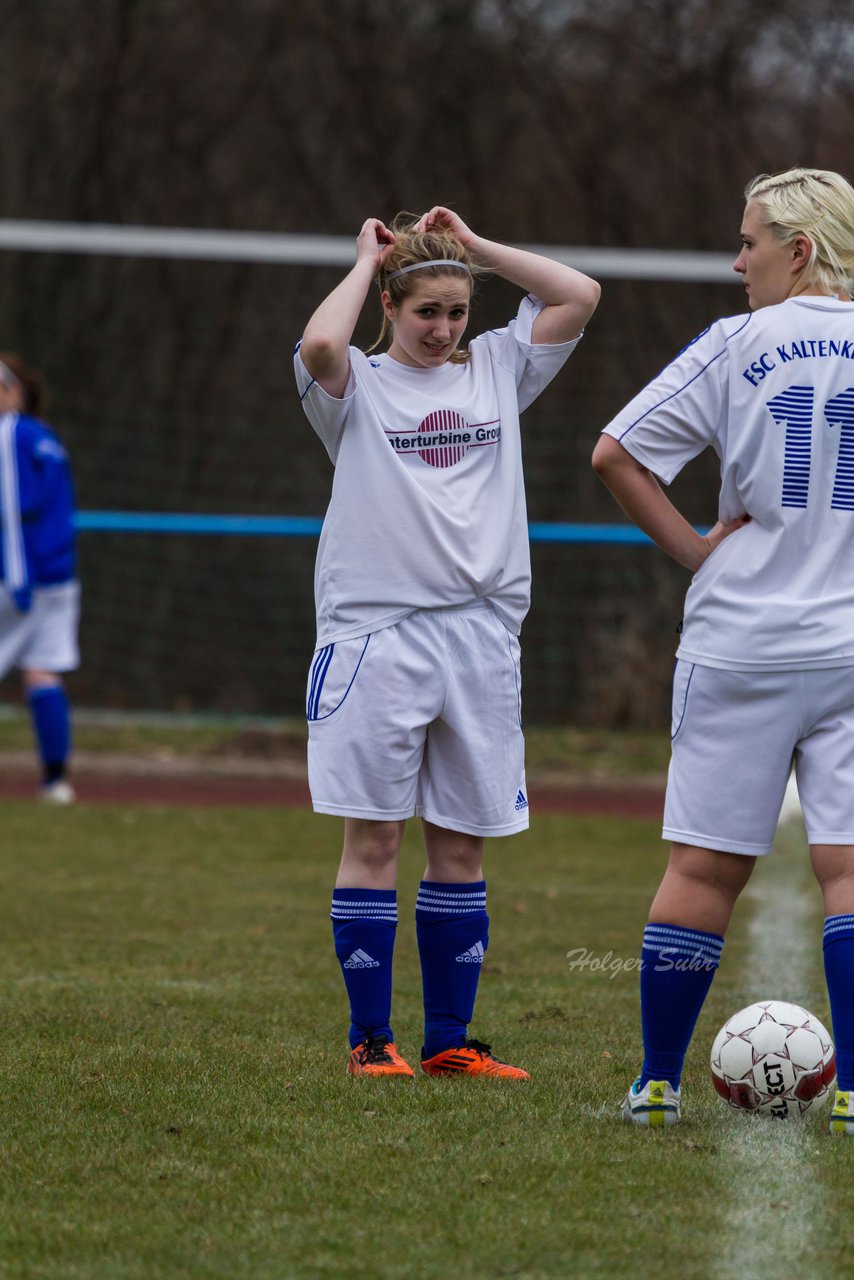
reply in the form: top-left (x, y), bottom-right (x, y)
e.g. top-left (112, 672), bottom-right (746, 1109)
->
top-left (767, 385), bottom-right (854, 510)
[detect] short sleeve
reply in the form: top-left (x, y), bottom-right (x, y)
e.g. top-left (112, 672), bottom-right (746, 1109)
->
top-left (475, 295), bottom-right (582, 413)
top-left (293, 342), bottom-right (357, 463)
top-left (600, 318), bottom-right (748, 483)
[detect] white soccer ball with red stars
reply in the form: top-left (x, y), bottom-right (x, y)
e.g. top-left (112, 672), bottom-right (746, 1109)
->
top-left (710, 1000), bottom-right (836, 1118)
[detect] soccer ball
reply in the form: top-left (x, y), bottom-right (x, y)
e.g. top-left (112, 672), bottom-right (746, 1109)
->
top-left (710, 1000), bottom-right (836, 1118)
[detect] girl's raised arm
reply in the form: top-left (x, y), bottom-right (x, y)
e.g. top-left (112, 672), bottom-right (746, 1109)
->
top-left (300, 219), bottom-right (395, 398)
top-left (415, 207), bottom-right (600, 345)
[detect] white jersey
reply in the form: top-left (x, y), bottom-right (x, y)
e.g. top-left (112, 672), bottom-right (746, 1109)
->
top-left (602, 295), bottom-right (854, 671)
top-left (295, 295), bottom-right (580, 645)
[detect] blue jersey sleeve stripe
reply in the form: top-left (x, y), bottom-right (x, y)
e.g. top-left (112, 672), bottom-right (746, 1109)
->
top-left (616, 314), bottom-right (752, 442)
top-left (294, 340), bottom-right (319, 401)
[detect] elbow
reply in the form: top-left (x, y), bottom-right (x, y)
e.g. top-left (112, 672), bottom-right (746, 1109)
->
top-left (300, 332), bottom-right (341, 380)
top-left (580, 278), bottom-right (602, 322)
top-left (591, 434), bottom-right (615, 479)
top-left (591, 433), bottom-right (640, 490)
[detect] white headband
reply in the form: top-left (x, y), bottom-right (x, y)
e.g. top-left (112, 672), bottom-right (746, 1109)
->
top-left (387, 259), bottom-right (471, 281)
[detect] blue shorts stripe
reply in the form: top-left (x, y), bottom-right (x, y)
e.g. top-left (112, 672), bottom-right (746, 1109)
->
top-left (308, 644), bottom-right (334, 720)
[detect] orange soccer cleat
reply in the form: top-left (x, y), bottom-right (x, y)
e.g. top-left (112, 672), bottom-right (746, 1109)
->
top-left (420, 1038), bottom-right (530, 1080)
top-left (347, 1034), bottom-right (415, 1078)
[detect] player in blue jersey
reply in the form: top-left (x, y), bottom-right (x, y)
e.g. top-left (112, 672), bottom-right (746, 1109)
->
top-left (593, 167), bottom-right (854, 1132)
top-left (296, 207), bottom-right (600, 1078)
top-left (0, 353), bottom-right (79, 803)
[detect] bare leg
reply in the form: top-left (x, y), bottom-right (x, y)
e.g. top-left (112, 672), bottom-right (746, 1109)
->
top-left (810, 845), bottom-right (854, 917)
top-left (422, 819), bottom-right (484, 883)
top-left (650, 842), bottom-right (757, 935)
top-left (335, 817), bottom-right (405, 889)
top-left (22, 669), bottom-right (63, 692)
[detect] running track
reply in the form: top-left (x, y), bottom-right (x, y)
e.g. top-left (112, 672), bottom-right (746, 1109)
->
top-left (0, 761), bottom-right (665, 818)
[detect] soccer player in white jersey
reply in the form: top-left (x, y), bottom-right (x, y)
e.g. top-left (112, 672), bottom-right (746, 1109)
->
top-left (593, 168), bottom-right (854, 1132)
top-left (295, 207), bottom-right (600, 1078)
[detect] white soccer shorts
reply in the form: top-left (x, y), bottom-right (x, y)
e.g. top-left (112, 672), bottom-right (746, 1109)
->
top-left (664, 660), bottom-right (854, 856)
top-left (306, 603), bottom-right (529, 837)
top-left (0, 581), bottom-right (81, 676)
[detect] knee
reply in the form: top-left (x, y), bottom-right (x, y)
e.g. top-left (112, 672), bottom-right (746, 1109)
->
top-left (812, 846), bottom-right (854, 895)
top-left (670, 845), bottom-right (755, 899)
top-left (342, 821), bottom-right (402, 878)
top-left (423, 826), bottom-right (484, 883)
top-left (435, 846), bottom-right (482, 882)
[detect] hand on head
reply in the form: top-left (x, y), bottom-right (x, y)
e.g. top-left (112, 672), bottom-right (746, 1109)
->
top-left (356, 218), bottom-right (396, 271)
top-left (414, 206), bottom-right (474, 245)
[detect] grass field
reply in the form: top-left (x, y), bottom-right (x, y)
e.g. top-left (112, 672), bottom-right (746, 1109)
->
top-left (0, 796), bottom-right (849, 1278)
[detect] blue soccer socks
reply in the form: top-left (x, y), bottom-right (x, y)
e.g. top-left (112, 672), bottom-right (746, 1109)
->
top-left (331, 888), bottom-right (398, 1050)
top-left (27, 684), bottom-right (71, 783)
top-left (416, 880), bottom-right (489, 1060)
top-left (823, 914), bottom-right (854, 1090)
top-left (638, 922), bottom-right (724, 1089)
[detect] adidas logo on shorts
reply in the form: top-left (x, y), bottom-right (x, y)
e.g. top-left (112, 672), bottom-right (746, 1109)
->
top-left (343, 949), bottom-right (380, 969)
top-left (456, 941), bottom-right (485, 964)
top-left (515, 788), bottom-right (528, 811)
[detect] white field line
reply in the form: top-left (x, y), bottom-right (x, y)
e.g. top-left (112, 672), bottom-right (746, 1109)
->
top-left (714, 817), bottom-right (825, 1278)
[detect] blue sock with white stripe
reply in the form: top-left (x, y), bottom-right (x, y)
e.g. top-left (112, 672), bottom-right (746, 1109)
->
top-left (823, 914), bottom-right (854, 1090)
top-left (330, 888), bottom-right (397, 1050)
top-left (639, 922), bottom-right (724, 1089)
top-left (27, 685), bottom-right (71, 783)
top-left (416, 880), bottom-right (488, 1060)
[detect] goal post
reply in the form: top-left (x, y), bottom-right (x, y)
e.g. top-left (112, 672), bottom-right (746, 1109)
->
top-left (0, 220), bottom-right (740, 726)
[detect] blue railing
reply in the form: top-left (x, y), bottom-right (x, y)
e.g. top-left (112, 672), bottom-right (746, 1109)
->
top-left (75, 512), bottom-right (667, 544)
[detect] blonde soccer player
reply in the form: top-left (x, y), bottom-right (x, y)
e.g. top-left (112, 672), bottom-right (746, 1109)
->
top-left (593, 168), bottom-right (854, 1133)
top-left (295, 207), bottom-right (600, 1078)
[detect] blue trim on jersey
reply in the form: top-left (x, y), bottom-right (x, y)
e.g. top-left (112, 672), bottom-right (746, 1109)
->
top-left (616, 314), bottom-right (753, 443)
top-left (294, 339), bottom-right (320, 402)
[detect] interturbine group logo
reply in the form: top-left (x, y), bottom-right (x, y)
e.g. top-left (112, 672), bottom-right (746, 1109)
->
top-left (385, 411), bottom-right (501, 469)
top-left (416, 409), bottom-right (470, 467)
